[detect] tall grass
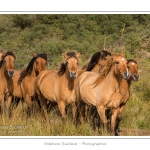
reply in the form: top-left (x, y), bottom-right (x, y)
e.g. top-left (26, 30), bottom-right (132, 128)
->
top-left (0, 91), bottom-right (150, 136)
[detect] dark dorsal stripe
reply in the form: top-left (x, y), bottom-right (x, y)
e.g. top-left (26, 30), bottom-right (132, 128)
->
top-left (85, 50), bottom-right (112, 71)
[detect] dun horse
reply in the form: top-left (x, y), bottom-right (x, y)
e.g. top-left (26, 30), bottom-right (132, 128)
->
top-left (114, 59), bottom-right (139, 133)
top-left (0, 51), bottom-right (16, 116)
top-left (82, 50), bottom-right (112, 127)
top-left (35, 51), bottom-right (80, 122)
top-left (18, 53), bottom-right (47, 110)
top-left (75, 53), bottom-right (130, 135)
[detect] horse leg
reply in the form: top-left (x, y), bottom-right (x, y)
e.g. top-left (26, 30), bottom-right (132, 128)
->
top-left (23, 93), bottom-right (34, 116)
top-left (92, 106), bottom-right (101, 130)
top-left (76, 102), bottom-right (86, 124)
top-left (111, 108), bottom-right (120, 136)
top-left (73, 102), bottom-right (80, 126)
top-left (0, 95), bottom-right (5, 115)
top-left (24, 94), bottom-right (33, 109)
top-left (38, 95), bottom-right (49, 123)
top-left (97, 105), bottom-right (108, 132)
top-left (11, 97), bottom-right (18, 110)
top-left (6, 95), bottom-right (12, 117)
top-left (85, 104), bottom-right (89, 122)
top-left (115, 105), bottom-right (125, 133)
top-left (72, 103), bottom-right (77, 123)
top-left (58, 100), bottom-right (66, 121)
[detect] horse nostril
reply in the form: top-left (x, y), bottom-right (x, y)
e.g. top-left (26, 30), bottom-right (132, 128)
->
top-left (127, 72), bottom-right (130, 78)
top-left (133, 75), bottom-right (139, 80)
top-left (123, 72), bottom-right (127, 76)
top-left (122, 72), bottom-right (130, 80)
top-left (70, 72), bottom-right (77, 78)
top-left (8, 70), bottom-right (14, 77)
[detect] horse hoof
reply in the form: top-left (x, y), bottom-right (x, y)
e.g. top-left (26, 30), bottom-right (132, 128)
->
top-left (115, 132), bottom-right (119, 136)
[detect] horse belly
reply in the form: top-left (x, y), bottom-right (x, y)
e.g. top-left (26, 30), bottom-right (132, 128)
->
top-left (13, 87), bottom-right (22, 98)
top-left (77, 75), bottom-right (98, 106)
top-left (80, 85), bottom-right (97, 106)
top-left (65, 91), bottom-right (76, 104)
top-left (40, 80), bottom-right (58, 103)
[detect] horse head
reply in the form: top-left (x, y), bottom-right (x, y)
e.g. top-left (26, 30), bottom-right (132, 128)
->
top-left (98, 50), bottom-right (112, 67)
top-left (113, 52), bottom-right (130, 80)
top-left (127, 58), bottom-right (139, 81)
top-left (63, 51), bottom-right (80, 78)
top-left (33, 53), bottom-right (47, 75)
top-left (1, 51), bottom-right (16, 77)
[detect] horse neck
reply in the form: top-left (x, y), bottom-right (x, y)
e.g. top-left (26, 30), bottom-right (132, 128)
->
top-left (91, 64), bottom-right (101, 73)
top-left (0, 63), bottom-right (10, 79)
top-left (104, 64), bottom-right (122, 87)
top-left (63, 68), bottom-right (75, 91)
top-left (120, 78), bottom-right (132, 95)
top-left (0, 63), bottom-right (5, 77)
top-left (30, 67), bottom-right (37, 77)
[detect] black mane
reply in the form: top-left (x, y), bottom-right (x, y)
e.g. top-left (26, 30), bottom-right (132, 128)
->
top-left (84, 50), bottom-right (111, 71)
top-left (18, 53), bottom-right (47, 83)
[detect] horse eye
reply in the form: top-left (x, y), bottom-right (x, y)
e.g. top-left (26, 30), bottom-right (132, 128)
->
top-left (128, 66), bottom-right (130, 69)
top-left (116, 62), bottom-right (119, 64)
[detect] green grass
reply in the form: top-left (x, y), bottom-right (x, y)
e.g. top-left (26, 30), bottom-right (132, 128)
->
top-left (0, 93), bottom-right (150, 136)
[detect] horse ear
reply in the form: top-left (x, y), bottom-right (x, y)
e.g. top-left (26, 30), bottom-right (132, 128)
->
top-left (2, 50), bottom-right (7, 56)
top-left (63, 53), bottom-right (68, 58)
top-left (134, 58), bottom-right (137, 62)
top-left (111, 52), bottom-right (114, 56)
top-left (12, 51), bottom-right (16, 55)
top-left (113, 54), bottom-right (117, 62)
top-left (34, 53), bottom-right (37, 57)
top-left (76, 52), bottom-right (80, 58)
top-left (120, 52), bottom-right (124, 57)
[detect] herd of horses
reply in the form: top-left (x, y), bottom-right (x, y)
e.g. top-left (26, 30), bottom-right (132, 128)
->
top-left (0, 50), bottom-right (139, 136)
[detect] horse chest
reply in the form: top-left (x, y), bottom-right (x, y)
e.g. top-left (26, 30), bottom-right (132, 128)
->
top-left (107, 92), bottom-right (123, 109)
top-left (60, 87), bottom-right (75, 103)
top-left (0, 77), bottom-right (13, 94)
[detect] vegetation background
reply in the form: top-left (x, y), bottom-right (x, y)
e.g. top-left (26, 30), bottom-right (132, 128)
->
top-left (0, 14), bottom-right (150, 136)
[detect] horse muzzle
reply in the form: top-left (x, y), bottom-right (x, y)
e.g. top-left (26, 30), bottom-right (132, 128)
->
top-left (122, 71), bottom-right (130, 80)
top-left (70, 72), bottom-right (77, 78)
top-left (133, 74), bottom-right (139, 81)
top-left (8, 70), bottom-right (14, 77)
